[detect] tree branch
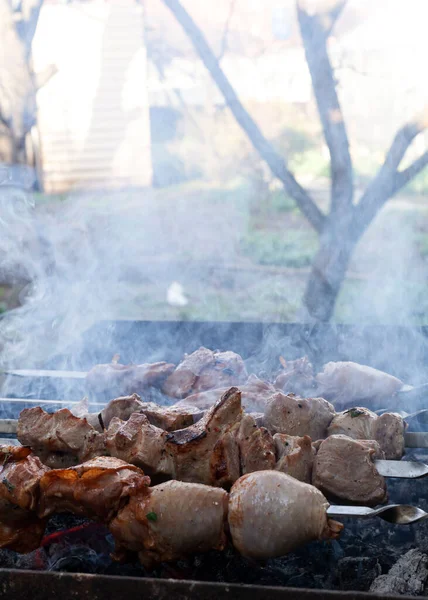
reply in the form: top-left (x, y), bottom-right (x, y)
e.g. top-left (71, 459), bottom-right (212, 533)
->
top-left (297, 0), bottom-right (353, 218)
top-left (355, 110), bottom-right (428, 236)
top-left (14, 0), bottom-right (43, 60)
top-left (392, 150), bottom-right (428, 194)
top-left (217, 0), bottom-right (236, 62)
top-left (162, 0), bottom-right (325, 233)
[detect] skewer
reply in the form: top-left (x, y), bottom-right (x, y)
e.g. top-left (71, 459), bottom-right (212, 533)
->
top-left (375, 459), bottom-right (428, 478)
top-left (327, 504), bottom-right (428, 524)
top-left (1, 369), bottom-right (86, 379)
top-left (4, 368), bottom-right (428, 397)
top-left (0, 397), bottom-right (104, 407)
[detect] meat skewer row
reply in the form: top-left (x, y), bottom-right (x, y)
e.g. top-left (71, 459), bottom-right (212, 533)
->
top-left (85, 347), bottom-right (248, 400)
top-left (18, 385), bottom-right (406, 462)
top-left (88, 373), bottom-right (406, 460)
top-left (0, 446), bottom-right (342, 567)
top-left (17, 389), bottom-right (392, 506)
top-left (84, 346), bottom-right (404, 409)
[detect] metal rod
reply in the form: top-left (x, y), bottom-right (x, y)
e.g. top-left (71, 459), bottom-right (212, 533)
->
top-left (404, 432), bottom-right (428, 448)
top-left (0, 398), bottom-right (105, 408)
top-left (0, 420), bottom-right (17, 434)
top-left (1, 369), bottom-right (87, 379)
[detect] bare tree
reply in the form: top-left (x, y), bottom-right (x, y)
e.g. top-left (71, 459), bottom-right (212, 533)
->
top-left (0, 0), bottom-right (50, 165)
top-left (161, 0), bottom-right (428, 321)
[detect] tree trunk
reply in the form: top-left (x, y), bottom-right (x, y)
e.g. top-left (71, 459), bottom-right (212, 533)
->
top-left (303, 222), bottom-right (356, 321)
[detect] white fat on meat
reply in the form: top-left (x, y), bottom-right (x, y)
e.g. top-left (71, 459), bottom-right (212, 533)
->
top-left (110, 480), bottom-right (228, 568)
top-left (228, 470), bottom-right (342, 559)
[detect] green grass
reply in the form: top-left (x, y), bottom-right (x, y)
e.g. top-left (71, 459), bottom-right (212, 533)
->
top-left (240, 229), bottom-right (318, 268)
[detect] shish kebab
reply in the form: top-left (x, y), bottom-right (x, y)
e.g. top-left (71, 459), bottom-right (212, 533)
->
top-left (0, 446), bottom-right (425, 569)
top-left (3, 347), bottom-right (426, 407)
top-left (5, 388), bottom-right (427, 507)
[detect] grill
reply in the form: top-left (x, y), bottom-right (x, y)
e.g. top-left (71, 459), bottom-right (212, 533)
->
top-left (2, 320), bottom-right (428, 599)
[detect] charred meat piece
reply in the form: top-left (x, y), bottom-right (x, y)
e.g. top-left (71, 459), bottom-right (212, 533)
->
top-left (274, 434), bottom-right (315, 483)
top-left (0, 498), bottom-right (46, 553)
top-left (228, 470), bottom-right (342, 560)
top-left (174, 374), bottom-right (276, 412)
top-left (264, 392), bottom-right (335, 440)
top-left (17, 407), bottom-right (106, 463)
top-left (162, 347), bottom-right (247, 399)
top-left (85, 394), bottom-right (200, 433)
top-left (86, 361), bottom-right (175, 398)
top-left (312, 434), bottom-right (387, 506)
top-left (274, 356), bottom-right (316, 396)
top-left (235, 414), bottom-right (276, 475)
top-left (327, 407), bottom-right (406, 459)
top-left (106, 413), bottom-right (171, 477)
top-left (316, 361), bottom-right (403, 407)
top-left (165, 387), bottom-right (243, 487)
top-left (0, 445), bottom-right (48, 511)
top-left (0, 446), bottom-right (48, 553)
top-left (109, 480), bottom-right (228, 568)
top-left (38, 457), bottom-right (150, 521)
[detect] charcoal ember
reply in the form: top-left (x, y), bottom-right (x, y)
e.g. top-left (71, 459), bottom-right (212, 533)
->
top-left (0, 547), bottom-right (48, 570)
top-left (335, 556), bottom-right (381, 591)
top-left (44, 513), bottom-right (89, 535)
top-left (48, 544), bottom-right (109, 573)
top-left (370, 549), bottom-right (428, 596)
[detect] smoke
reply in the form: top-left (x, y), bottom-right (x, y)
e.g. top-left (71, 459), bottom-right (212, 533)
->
top-left (0, 174), bottom-right (253, 374)
top-left (1, 174), bottom-right (428, 403)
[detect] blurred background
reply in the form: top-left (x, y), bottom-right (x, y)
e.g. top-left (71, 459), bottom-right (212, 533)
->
top-left (1, 0), bottom-right (428, 335)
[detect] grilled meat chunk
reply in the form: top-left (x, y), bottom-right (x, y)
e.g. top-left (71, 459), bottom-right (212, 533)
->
top-left (228, 470), bottom-right (342, 560)
top-left (235, 414), bottom-right (276, 475)
top-left (274, 356), bottom-right (316, 396)
top-left (38, 457), bottom-right (149, 521)
top-left (372, 412), bottom-right (406, 461)
top-left (312, 434), bottom-right (387, 506)
top-left (264, 392), bottom-right (335, 440)
top-left (0, 446), bottom-right (48, 553)
top-left (106, 413), bottom-right (171, 477)
top-left (109, 480), bottom-right (228, 568)
top-left (192, 351), bottom-right (248, 393)
top-left (165, 387), bottom-right (242, 487)
top-left (17, 407), bottom-right (105, 463)
top-left (174, 374), bottom-right (275, 412)
top-left (162, 347), bottom-right (247, 399)
top-left (0, 446), bottom-right (48, 511)
top-left (274, 434), bottom-right (315, 483)
top-left (86, 361), bottom-right (175, 398)
top-left (85, 394), bottom-right (200, 432)
top-left (316, 361), bottom-right (403, 407)
top-left (327, 407), bottom-right (405, 459)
